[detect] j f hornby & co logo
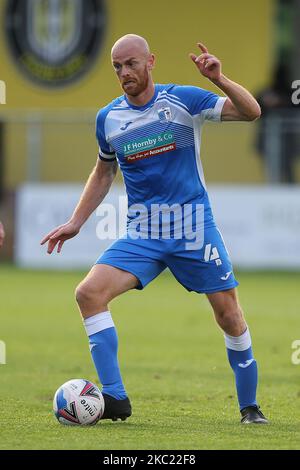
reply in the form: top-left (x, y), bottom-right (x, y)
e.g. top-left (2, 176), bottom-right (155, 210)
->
top-left (123, 132), bottom-right (176, 163)
top-left (0, 81), bottom-right (6, 104)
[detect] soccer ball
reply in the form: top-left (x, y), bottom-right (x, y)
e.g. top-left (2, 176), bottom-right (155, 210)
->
top-left (53, 379), bottom-right (104, 425)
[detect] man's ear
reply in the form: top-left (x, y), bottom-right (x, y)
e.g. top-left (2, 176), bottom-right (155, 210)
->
top-left (148, 53), bottom-right (155, 70)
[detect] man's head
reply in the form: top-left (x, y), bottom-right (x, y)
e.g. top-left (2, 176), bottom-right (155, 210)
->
top-left (111, 34), bottom-right (155, 97)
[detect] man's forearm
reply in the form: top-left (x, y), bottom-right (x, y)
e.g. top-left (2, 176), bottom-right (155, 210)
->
top-left (212, 74), bottom-right (261, 120)
top-left (69, 166), bottom-right (114, 229)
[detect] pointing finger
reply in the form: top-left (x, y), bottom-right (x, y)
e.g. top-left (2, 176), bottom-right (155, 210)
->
top-left (40, 231), bottom-right (55, 245)
top-left (40, 226), bottom-right (62, 245)
top-left (197, 42), bottom-right (209, 54)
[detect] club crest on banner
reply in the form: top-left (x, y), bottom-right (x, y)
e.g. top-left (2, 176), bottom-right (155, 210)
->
top-left (5, 0), bottom-right (107, 87)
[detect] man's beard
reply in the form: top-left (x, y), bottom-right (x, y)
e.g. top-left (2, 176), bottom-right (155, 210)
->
top-left (123, 67), bottom-right (149, 97)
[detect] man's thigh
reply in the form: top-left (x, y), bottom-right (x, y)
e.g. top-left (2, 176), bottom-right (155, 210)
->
top-left (80, 264), bottom-right (139, 299)
top-left (95, 236), bottom-right (167, 290)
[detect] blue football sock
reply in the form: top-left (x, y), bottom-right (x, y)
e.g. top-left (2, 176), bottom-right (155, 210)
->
top-left (84, 311), bottom-right (127, 400)
top-left (225, 328), bottom-right (258, 410)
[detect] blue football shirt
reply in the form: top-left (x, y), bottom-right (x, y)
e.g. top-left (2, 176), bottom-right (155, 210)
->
top-left (96, 83), bottom-right (226, 234)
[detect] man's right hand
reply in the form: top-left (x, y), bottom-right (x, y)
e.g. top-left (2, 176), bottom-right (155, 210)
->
top-left (40, 221), bottom-right (80, 254)
top-left (0, 221), bottom-right (5, 248)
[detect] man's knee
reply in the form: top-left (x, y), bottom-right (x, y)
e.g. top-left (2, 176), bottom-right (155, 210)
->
top-left (215, 305), bottom-right (243, 328)
top-left (212, 296), bottom-right (245, 332)
top-left (75, 283), bottom-right (92, 307)
top-left (75, 281), bottom-right (111, 309)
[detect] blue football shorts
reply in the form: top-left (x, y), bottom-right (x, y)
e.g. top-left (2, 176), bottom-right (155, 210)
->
top-left (95, 225), bottom-right (238, 294)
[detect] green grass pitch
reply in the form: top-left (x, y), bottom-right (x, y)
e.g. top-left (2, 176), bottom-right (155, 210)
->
top-left (0, 265), bottom-right (299, 450)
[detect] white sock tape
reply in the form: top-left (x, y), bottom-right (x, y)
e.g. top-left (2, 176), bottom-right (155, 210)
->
top-left (84, 311), bottom-right (115, 336)
top-left (224, 327), bottom-right (252, 352)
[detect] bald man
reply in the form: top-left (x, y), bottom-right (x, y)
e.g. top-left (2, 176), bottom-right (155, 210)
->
top-left (42, 34), bottom-right (267, 424)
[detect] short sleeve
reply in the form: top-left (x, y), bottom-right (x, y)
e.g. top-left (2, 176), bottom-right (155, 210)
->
top-left (170, 85), bottom-right (226, 121)
top-left (95, 109), bottom-right (116, 162)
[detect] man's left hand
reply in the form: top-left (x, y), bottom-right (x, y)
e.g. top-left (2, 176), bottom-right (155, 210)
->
top-left (190, 43), bottom-right (222, 82)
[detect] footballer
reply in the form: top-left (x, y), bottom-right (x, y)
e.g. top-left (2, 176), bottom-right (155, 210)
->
top-left (42, 35), bottom-right (267, 424)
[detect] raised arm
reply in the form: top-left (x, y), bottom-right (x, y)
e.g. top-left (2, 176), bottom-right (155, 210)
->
top-left (41, 159), bottom-right (118, 254)
top-left (190, 42), bottom-right (261, 121)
